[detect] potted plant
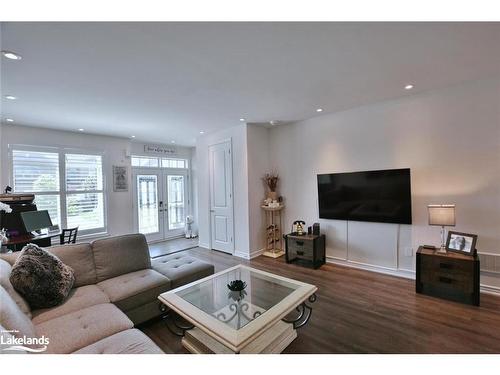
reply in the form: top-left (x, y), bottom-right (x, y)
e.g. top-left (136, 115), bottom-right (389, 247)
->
top-left (0, 202), bottom-right (12, 248)
top-left (227, 280), bottom-right (247, 302)
top-left (262, 172), bottom-right (279, 201)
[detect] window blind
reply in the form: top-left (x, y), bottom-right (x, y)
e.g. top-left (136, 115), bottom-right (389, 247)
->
top-left (12, 150), bottom-right (60, 192)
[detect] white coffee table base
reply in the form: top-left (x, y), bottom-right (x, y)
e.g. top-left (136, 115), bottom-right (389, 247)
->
top-left (182, 320), bottom-right (297, 354)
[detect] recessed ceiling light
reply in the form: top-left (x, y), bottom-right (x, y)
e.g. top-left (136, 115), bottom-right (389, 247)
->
top-left (269, 120), bottom-right (277, 126)
top-left (171, 140), bottom-right (176, 144)
top-left (5, 118), bottom-right (14, 123)
top-left (316, 108), bottom-right (323, 112)
top-left (239, 118), bottom-right (246, 122)
top-left (78, 128), bottom-right (84, 132)
top-left (199, 131), bottom-right (205, 134)
top-left (130, 135), bottom-right (136, 138)
top-left (4, 95), bottom-right (17, 100)
top-left (1, 50), bottom-right (22, 60)
top-left (405, 84), bottom-right (414, 90)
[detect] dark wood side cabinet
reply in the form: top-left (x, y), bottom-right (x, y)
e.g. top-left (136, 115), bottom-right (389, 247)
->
top-left (416, 246), bottom-right (480, 306)
top-left (284, 233), bottom-right (325, 269)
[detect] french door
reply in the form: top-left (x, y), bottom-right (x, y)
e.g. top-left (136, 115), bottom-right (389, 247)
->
top-left (133, 168), bottom-right (189, 242)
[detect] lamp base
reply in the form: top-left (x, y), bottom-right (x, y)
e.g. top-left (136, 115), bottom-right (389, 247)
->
top-left (436, 245), bottom-right (447, 254)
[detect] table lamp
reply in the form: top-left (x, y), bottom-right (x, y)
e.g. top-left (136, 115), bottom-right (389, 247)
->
top-left (428, 204), bottom-right (456, 253)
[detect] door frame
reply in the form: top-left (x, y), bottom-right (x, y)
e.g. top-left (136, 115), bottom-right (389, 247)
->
top-left (132, 167), bottom-right (191, 243)
top-left (208, 138), bottom-right (235, 254)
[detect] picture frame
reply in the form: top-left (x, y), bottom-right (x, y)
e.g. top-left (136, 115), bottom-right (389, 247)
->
top-left (445, 231), bottom-right (477, 256)
top-left (113, 166), bottom-right (128, 192)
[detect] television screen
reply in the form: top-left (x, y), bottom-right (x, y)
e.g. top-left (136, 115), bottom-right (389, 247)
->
top-left (317, 168), bottom-right (412, 224)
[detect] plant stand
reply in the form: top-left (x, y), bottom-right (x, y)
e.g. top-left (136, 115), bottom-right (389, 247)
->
top-left (261, 205), bottom-right (285, 258)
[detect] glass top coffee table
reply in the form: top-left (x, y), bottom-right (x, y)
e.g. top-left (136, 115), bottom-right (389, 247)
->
top-left (158, 265), bottom-right (317, 354)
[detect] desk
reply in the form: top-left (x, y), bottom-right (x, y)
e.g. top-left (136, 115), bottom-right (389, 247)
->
top-left (3, 232), bottom-right (61, 251)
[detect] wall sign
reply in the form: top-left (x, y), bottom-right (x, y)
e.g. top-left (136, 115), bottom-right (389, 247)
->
top-left (143, 144), bottom-right (177, 155)
top-left (113, 166), bottom-right (129, 192)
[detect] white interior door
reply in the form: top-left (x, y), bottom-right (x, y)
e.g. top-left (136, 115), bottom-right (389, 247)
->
top-left (133, 169), bottom-right (163, 242)
top-left (209, 140), bottom-right (234, 254)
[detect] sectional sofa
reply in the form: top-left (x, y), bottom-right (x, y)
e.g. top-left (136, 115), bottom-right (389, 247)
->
top-left (0, 233), bottom-right (214, 354)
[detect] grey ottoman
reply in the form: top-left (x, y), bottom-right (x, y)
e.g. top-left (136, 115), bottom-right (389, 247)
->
top-left (151, 253), bottom-right (214, 289)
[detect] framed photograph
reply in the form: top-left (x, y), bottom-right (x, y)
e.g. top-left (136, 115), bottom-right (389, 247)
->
top-left (113, 166), bottom-right (128, 192)
top-left (446, 231), bottom-right (477, 256)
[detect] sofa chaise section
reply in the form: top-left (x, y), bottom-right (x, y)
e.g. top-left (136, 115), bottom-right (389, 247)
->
top-left (91, 235), bottom-right (172, 324)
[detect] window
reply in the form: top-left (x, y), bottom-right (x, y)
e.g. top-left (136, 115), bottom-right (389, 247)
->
top-left (131, 155), bottom-right (188, 169)
top-left (162, 158), bottom-right (188, 169)
top-left (12, 149), bottom-right (61, 225)
top-left (65, 154), bottom-right (105, 231)
top-left (12, 147), bottom-right (106, 235)
top-left (131, 156), bottom-right (159, 168)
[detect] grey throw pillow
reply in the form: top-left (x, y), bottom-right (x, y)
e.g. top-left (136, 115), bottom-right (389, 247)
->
top-left (10, 244), bottom-right (75, 309)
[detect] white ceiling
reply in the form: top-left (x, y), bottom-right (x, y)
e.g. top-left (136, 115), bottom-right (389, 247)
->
top-left (1, 22), bottom-right (500, 146)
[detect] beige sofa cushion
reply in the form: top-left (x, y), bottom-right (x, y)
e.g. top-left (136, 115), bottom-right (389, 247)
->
top-left (97, 269), bottom-right (170, 312)
top-left (1, 243), bottom-right (97, 287)
top-left (0, 259), bottom-right (31, 318)
top-left (0, 286), bottom-right (36, 339)
top-left (31, 285), bottom-right (110, 324)
top-left (35, 303), bottom-right (133, 354)
top-left (92, 234), bottom-right (151, 282)
top-left (74, 328), bottom-right (163, 354)
top-left (152, 253), bottom-right (215, 288)
top-left (47, 243), bottom-right (97, 287)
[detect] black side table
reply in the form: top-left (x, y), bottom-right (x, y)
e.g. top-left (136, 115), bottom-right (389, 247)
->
top-left (284, 233), bottom-right (325, 269)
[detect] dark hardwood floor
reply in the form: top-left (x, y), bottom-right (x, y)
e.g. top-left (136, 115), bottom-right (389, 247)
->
top-left (149, 237), bottom-right (199, 258)
top-left (140, 247), bottom-right (500, 354)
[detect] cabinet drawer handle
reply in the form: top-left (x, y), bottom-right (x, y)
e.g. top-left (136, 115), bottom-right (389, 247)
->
top-left (295, 241), bottom-right (304, 246)
top-left (439, 276), bottom-right (453, 284)
top-left (439, 263), bottom-right (453, 269)
top-left (297, 251), bottom-right (304, 256)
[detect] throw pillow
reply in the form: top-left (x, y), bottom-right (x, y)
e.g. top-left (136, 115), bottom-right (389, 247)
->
top-left (9, 244), bottom-right (75, 309)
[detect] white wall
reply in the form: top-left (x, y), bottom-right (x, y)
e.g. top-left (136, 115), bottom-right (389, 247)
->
top-left (196, 124), bottom-right (250, 256)
top-left (0, 125), bottom-right (195, 240)
top-left (247, 125), bottom-right (271, 256)
top-left (269, 78), bottom-right (500, 282)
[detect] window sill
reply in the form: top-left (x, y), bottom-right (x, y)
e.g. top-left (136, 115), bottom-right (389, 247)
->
top-left (76, 231), bottom-right (109, 243)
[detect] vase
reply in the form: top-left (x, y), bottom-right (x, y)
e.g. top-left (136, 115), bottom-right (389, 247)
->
top-left (268, 191), bottom-right (278, 201)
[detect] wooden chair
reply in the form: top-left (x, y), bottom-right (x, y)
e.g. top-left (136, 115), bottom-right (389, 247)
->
top-left (60, 227), bottom-right (78, 245)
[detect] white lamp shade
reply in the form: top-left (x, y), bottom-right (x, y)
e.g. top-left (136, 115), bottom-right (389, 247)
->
top-left (428, 204), bottom-right (456, 226)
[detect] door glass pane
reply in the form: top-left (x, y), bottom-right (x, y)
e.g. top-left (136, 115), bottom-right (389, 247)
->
top-left (167, 175), bottom-right (185, 230)
top-left (137, 175), bottom-right (159, 234)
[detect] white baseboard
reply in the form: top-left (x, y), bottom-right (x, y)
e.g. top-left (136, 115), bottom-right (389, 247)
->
top-left (198, 242), bottom-right (210, 249)
top-left (480, 284), bottom-right (500, 296)
top-left (326, 256), bottom-right (415, 280)
top-left (326, 256), bottom-right (500, 297)
top-left (234, 251), bottom-right (250, 259)
top-left (250, 248), bottom-right (266, 259)
top-left (233, 249), bottom-right (265, 259)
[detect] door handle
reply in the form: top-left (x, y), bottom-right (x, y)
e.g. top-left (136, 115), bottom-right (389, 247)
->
top-left (210, 210), bottom-right (215, 212)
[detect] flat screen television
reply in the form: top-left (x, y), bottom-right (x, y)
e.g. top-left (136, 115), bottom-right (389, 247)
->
top-left (317, 168), bottom-right (412, 224)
